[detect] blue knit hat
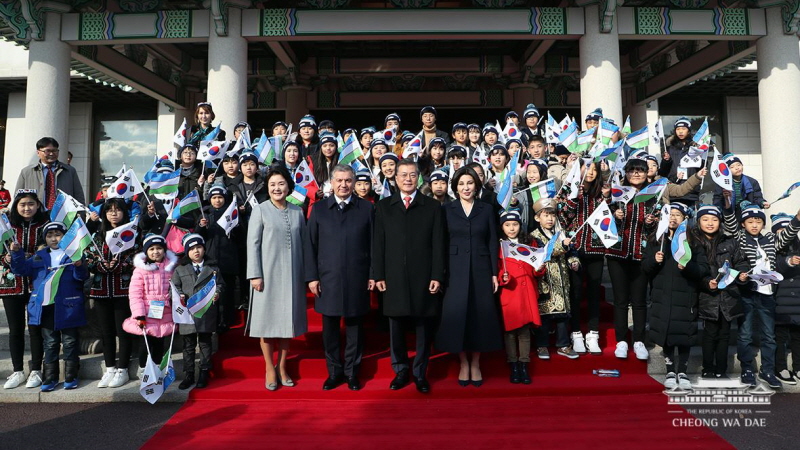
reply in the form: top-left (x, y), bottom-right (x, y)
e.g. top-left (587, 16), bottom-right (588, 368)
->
top-left (696, 204), bottom-right (722, 220)
top-left (585, 108), bottom-right (603, 122)
top-left (723, 153), bottom-right (742, 167)
top-left (318, 132), bottom-right (337, 147)
top-left (182, 233), bottom-right (205, 254)
top-left (143, 234), bottom-right (166, 253)
top-left (523, 104), bottom-right (540, 119)
top-left (674, 117), bottom-right (691, 129)
top-left (500, 209), bottom-right (522, 224)
top-left (669, 203), bottom-right (691, 218)
top-left (430, 170), bottom-right (449, 183)
top-left (379, 152), bottom-right (399, 165)
top-left (741, 203), bottom-right (766, 223)
top-left (771, 213), bottom-right (793, 233)
top-left (42, 221), bottom-right (67, 237)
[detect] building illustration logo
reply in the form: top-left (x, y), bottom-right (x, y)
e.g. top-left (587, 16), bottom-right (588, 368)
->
top-left (663, 378), bottom-right (774, 405)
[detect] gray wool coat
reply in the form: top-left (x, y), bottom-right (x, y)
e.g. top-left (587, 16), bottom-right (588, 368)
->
top-left (171, 260), bottom-right (224, 335)
top-left (246, 200), bottom-right (309, 339)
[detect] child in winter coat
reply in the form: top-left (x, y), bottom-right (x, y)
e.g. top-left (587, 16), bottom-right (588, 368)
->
top-left (123, 234), bottom-right (178, 371)
top-left (643, 203), bottom-right (710, 390)
top-left (530, 198), bottom-right (580, 360)
top-left (722, 196), bottom-right (800, 389)
top-left (692, 205), bottom-right (748, 379)
top-left (172, 234), bottom-right (224, 390)
top-left (11, 222), bottom-right (89, 392)
top-left (196, 185), bottom-right (239, 331)
top-left (713, 153), bottom-right (768, 222)
top-left (498, 210), bottom-right (544, 384)
top-left (772, 213), bottom-right (800, 385)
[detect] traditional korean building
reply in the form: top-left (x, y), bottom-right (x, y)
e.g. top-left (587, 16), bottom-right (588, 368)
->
top-left (0, 1), bottom-right (798, 210)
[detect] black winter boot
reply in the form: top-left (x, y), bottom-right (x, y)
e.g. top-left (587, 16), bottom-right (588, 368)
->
top-left (41, 362), bottom-right (60, 392)
top-left (509, 362), bottom-right (521, 384)
top-left (179, 372), bottom-right (195, 390)
top-left (195, 369), bottom-right (210, 388)
top-left (64, 360), bottom-right (80, 390)
top-left (519, 362), bottom-right (532, 385)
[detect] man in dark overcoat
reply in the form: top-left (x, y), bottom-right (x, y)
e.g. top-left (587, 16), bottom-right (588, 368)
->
top-left (373, 159), bottom-right (445, 393)
top-left (306, 165), bottom-right (374, 391)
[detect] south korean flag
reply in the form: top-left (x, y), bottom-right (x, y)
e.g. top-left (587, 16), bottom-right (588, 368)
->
top-left (586, 201), bottom-right (619, 248)
top-left (710, 147), bottom-right (732, 190)
top-left (105, 219), bottom-right (139, 256)
top-left (680, 146), bottom-right (707, 168)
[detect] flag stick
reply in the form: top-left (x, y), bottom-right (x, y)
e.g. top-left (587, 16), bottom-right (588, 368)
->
top-left (194, 189), bottom-right (206, 221)
top-left (144, 191), bottom-right (159, 220)
top-left (660, 234), bottom-right (665, 253)
top-left (88, 234), bottom-right (107, 264)
top-left (501, 242), bottom-right (508, 274)
top-left (699, 146), bottom-right (710, 190)
top-left (48, 260), bottom-right (79, 271)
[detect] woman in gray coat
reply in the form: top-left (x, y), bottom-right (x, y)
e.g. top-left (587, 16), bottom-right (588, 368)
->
top-left (247, 165), bottom-right (309, 391)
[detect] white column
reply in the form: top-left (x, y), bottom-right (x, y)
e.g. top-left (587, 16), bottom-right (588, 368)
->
top-left (3, 93), bottom-right (30, 191)
top-left (624, 94), bottom-right (660, 155)
top-left (157, 102), bottom-right (189, 157)
top-left (579, 5), bottom-right (622, 125)
top-left (206, 7), bottom-right (247, 132)
top-left (24, 12), bottom-right (71, 162)
top-left (757, 7), bottom-right (800, 215)
top-left (284, 85), bottom-right (310, 125)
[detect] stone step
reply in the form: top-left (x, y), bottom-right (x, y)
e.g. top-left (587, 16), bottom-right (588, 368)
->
top-left (0, 377), bottom-right (190, 403)
top-left (646, 344), bottom-right (761, 375)
top-left (0, 350), bottom-right (189, 381)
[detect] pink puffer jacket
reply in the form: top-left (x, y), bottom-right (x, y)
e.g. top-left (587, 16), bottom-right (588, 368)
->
top-left (122, 251), bottom-right (178, 337)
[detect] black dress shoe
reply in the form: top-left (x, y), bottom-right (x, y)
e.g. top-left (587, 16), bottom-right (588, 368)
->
top-left (519, 362), bottom-right (532, 385)
top-left (390, 370), bottom-right (410, 390)
top-left (347, 376), bottom-right (361, 391)
top-left (179, 373), bottom-right (195, 390)
top-left (195, 369), bottom-right (210, 388)
top-left (323, 375), bottom-right (345, 391)
top-left (415, 378), bottom-right (431, 393)
top-left (509, 362), bottom-right (521, 384)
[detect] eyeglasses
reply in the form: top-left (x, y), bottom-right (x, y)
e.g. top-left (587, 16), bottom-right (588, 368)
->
top-left (38, 148), bottom-right (59, 154)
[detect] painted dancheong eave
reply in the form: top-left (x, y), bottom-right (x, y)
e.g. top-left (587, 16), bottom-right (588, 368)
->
top-left (61, 10), bottom-right (210, 44)
top-left (617, 7), bottom-right (767, 39)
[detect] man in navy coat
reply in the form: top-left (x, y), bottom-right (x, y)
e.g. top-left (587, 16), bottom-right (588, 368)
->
top-left (306, 164), bottom-right (374, 391)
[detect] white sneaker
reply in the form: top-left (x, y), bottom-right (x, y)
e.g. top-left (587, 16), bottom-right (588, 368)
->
top-left (678, 373), bottom-right (692, 390)
top-left (571, 332), bottom-right (586, 353)
top-left (26, 370), bottom-right (42, 388)
top-left (585, 331), bottom-right (602, 355)
top-left (4, 371), bottom-right (25, 389)
top-left (664, 372), bottom-right (677, 389)
top-left (614, 341), bottom-right (629, 359)
top-left (108, 368), bottom-right (129, 388)
top-left (98, 368), bottom-right (116, 388)
top-left (633, 341), bottom-right (649, 360)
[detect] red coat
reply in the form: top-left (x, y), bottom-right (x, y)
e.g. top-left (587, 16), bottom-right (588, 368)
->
top-left (497, 246), bottom-right (545, 331)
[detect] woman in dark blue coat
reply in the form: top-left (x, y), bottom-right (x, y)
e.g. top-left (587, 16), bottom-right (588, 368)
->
top-left (435, 167), bottom-right (502, 387)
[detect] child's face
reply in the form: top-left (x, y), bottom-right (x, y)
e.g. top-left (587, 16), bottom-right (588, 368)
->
top-left (556, 154), bottom-right (569, 165)
top-left (386, 119), bottom-right (400, 130)
top-left (485, 133), bottom-right (498, 145)
top-left (468, 129), bottom-right (481, 143)
top-left (188, 245), bottom-right (205, 264)
top-left (743, 217), bottom-right (764, 236)
top-left (668, 210), bottom-right (685, 230)
top-left (453, 129), bottom-right (467, 143)
top-left (699, 215), bottom-right (720, 235)
top-left (299, 126), bottom-right (314, 140)
top-left (503, 221), bottom-right (520, 239)
top-left (527, 142), bottom-right (545, 159)
top-left (647, 160), bottom-right (658, 178)
top-left (284, 146), bottom-right (300, 165)
top-left (241, 161), bottom-right (258, 178)
top-left (508, 142), bottom-right (521, 156)
top-left (147, 245), bottom-right (165, 262)
top-left (430, 145), bottom-right (445, 161)
top-left (321, 142), bottom-right (337, 158)
top-left (584, 163), bottom-right (598, 183)
top-left (675, 127), bottom-right (689, 140)
top-left (181, 149), bottom-right (197, 165)
top-left (223, 159), bottom-right (239, 176)
top-left (371, 144), bottom-right (386, 160)
top-left (361, 134), bottom-right (373, 148)
top-left (585, 119), bottom-right (599, 130)
top-left (46, 230), bottom-right (64, 249)
top-left (17, 197), bottom-right (39, 219)
top-left (526, 165), bottom-right (541, 184)
top-left (273, 125), bottom-right (287, 136)
top-left (354, 180), bottom-right (370, 198)
top-left (431, 180), bottom-right (447, 196)
top-left (490, 152), bottom-right (508, 170)
top-left (535, 209), bottom-right (557, 230)
top-left (105, 205), bottom-right (124, 226)
top-left (449, 157), bottom-right (465, 170)
top-left (729, 161), bottom-right (743, 177)
top-left (210, 194), bottom-right (226, 209)
top-left (526, 116), bottom-right (539, 128)
top-left (381, 160), bottom-right (396, 179)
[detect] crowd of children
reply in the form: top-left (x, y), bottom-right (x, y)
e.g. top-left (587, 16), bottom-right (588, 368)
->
top-left (3, 101), bottom-right (800, 394)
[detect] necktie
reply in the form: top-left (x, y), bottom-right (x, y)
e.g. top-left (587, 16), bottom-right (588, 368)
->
top-left (45, 166), bottom-right (56, 210)
top-left (339, 201), bottom-right (345, 211)
top-left (195, 265), bottom-right (201, 275)
top-left (404, 196), bottom-right (412, 209)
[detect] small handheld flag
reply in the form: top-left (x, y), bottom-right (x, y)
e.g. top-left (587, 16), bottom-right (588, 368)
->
top-left (380, 178), bottom-right (392, 200)
top-left (167, 191), bottom-right (202, 223)
top-left (709, 148), bottom-right (732, 191)
top-left (671, 220), bottom-right (692, 266)
top-left (633, 178), bottom-right (668, 204)
top-left (679, 146), bottom-right (707, 168)
top-left (586, 202), bottom-right (619, 248)
top-left (187, 274), bottom-right (217, 318)
top-left (655, 204), bottom-right (671, 241)
top-left (692, 117), bottom-right (711, 150)
top-left (170, 282), bottom-right (194, 325)
top-left (621, 116), bottom-right (632, 135)
top-left (198, 140), bottom-right (230, 162)
top-left (562, 160), bottom-right (582, 200)
top-left (216, 195), bottom-right (240, 236)
top-left (148, 170), bottom-right (180, 201)
top-left (557, 122), bottom-right (579, 153)
top-left (58, 217), bottom-right (93, 262)
top-left (37, 266), bottom-right (65, 306)
top-left (107, 169), bottom-right (144, 200)
top-left (105, 219), bottom-right (139, 256)
top-left (626, 125), bottom-right (650, 150)
top-left (50, 190), bottom-right (87, 228)
top-left (173, 118), bottom-right (187, 148)
top-left (599, 120), bottom-right (619, 145)
top-left (338, 133), bottom-right (364, 166)
top-left (717, 261), bottom-right (740, 290)
top-left (496, 150), bottom-right (519, 211)
top-left (771, 181), bottom-right (800, 204)
top-left (610, 171), bottom-right (637, 205)
top-left (525, 178), bottom-right (557, 202)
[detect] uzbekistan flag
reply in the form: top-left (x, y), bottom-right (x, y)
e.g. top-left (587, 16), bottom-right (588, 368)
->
top-left (671, 220), bottom-right (692, 266)
top-left (528, 178), bottom-right (557, 202)
top-left (626, 125), bottom-right (650, 149)
top-left (148, 170), bottom-right (180, 199)
top-left (633, 178), bottom-right (668, 204)
top-left (575, 127), bottom-right (596, 153)
top-left (105, 219), bottom-right (139, 256)
top-left (557, 121), bottom-right (579, 152)
top-left (600, 120), bottom-right (619, 145)
top-left (692, 117), bottom-right (710, 150)
top-left (58, 217), bottom-right (93, 262)
top-left (187, 274), bottom-right (217, 318)
top-left (0, 213), bottom-right (15, 244)
top-left (339, 133), bottom-right (363, 166)
top-left (497, 150), bottom-right (519, 211)
top-left (772, 181), bottom-right (800, 204)
top-left (37, 266), bottom-right (65, 306)
top-left (200, 122), bottom-right (222, 143)
top-left (287, 184), bottom-right (308, 207)
top-left (50, 190), bottom-right (87, 228)
top-left (717, 261), bottom-right (740, 290)
top-left (621, 115), bottom-right (632, 135)
top-left (380, 178), bottom-right (392, 199)
top-left (253, 130), bottom-right (276, 165)
top-left (168, 190), bottom-right (202, 223)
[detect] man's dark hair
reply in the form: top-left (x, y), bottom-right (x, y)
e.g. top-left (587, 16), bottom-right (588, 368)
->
top-left (36, 137), bottom-right (59, 150)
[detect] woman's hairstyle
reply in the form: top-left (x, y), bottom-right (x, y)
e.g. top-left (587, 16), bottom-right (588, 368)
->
top-left (450, 167), bottom-right (481, 199)
top-left (281, 142), bottom-right (300, 165)
top-left (8, 192), bottom-right (48, 226)
top-left (499, 219), bottom-right (533, 245)
top-left (99, 198), bottom-right (131, 237)
top-left (520, 161), bottom-right (547, 188)
top-left (582, 161), bottom-right (604, 199)
top-left (265, 165), bottom-right (295, 193)
top-left (621, 158), bottom-right (648, 187)
top-left (311, 147), bottom-right (339, 184)
top-left (193, 103), bottom-right (215, 125)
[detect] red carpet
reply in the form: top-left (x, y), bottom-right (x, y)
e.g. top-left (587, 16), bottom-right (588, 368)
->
top-left (144, 295), bottom-right (732, 450)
